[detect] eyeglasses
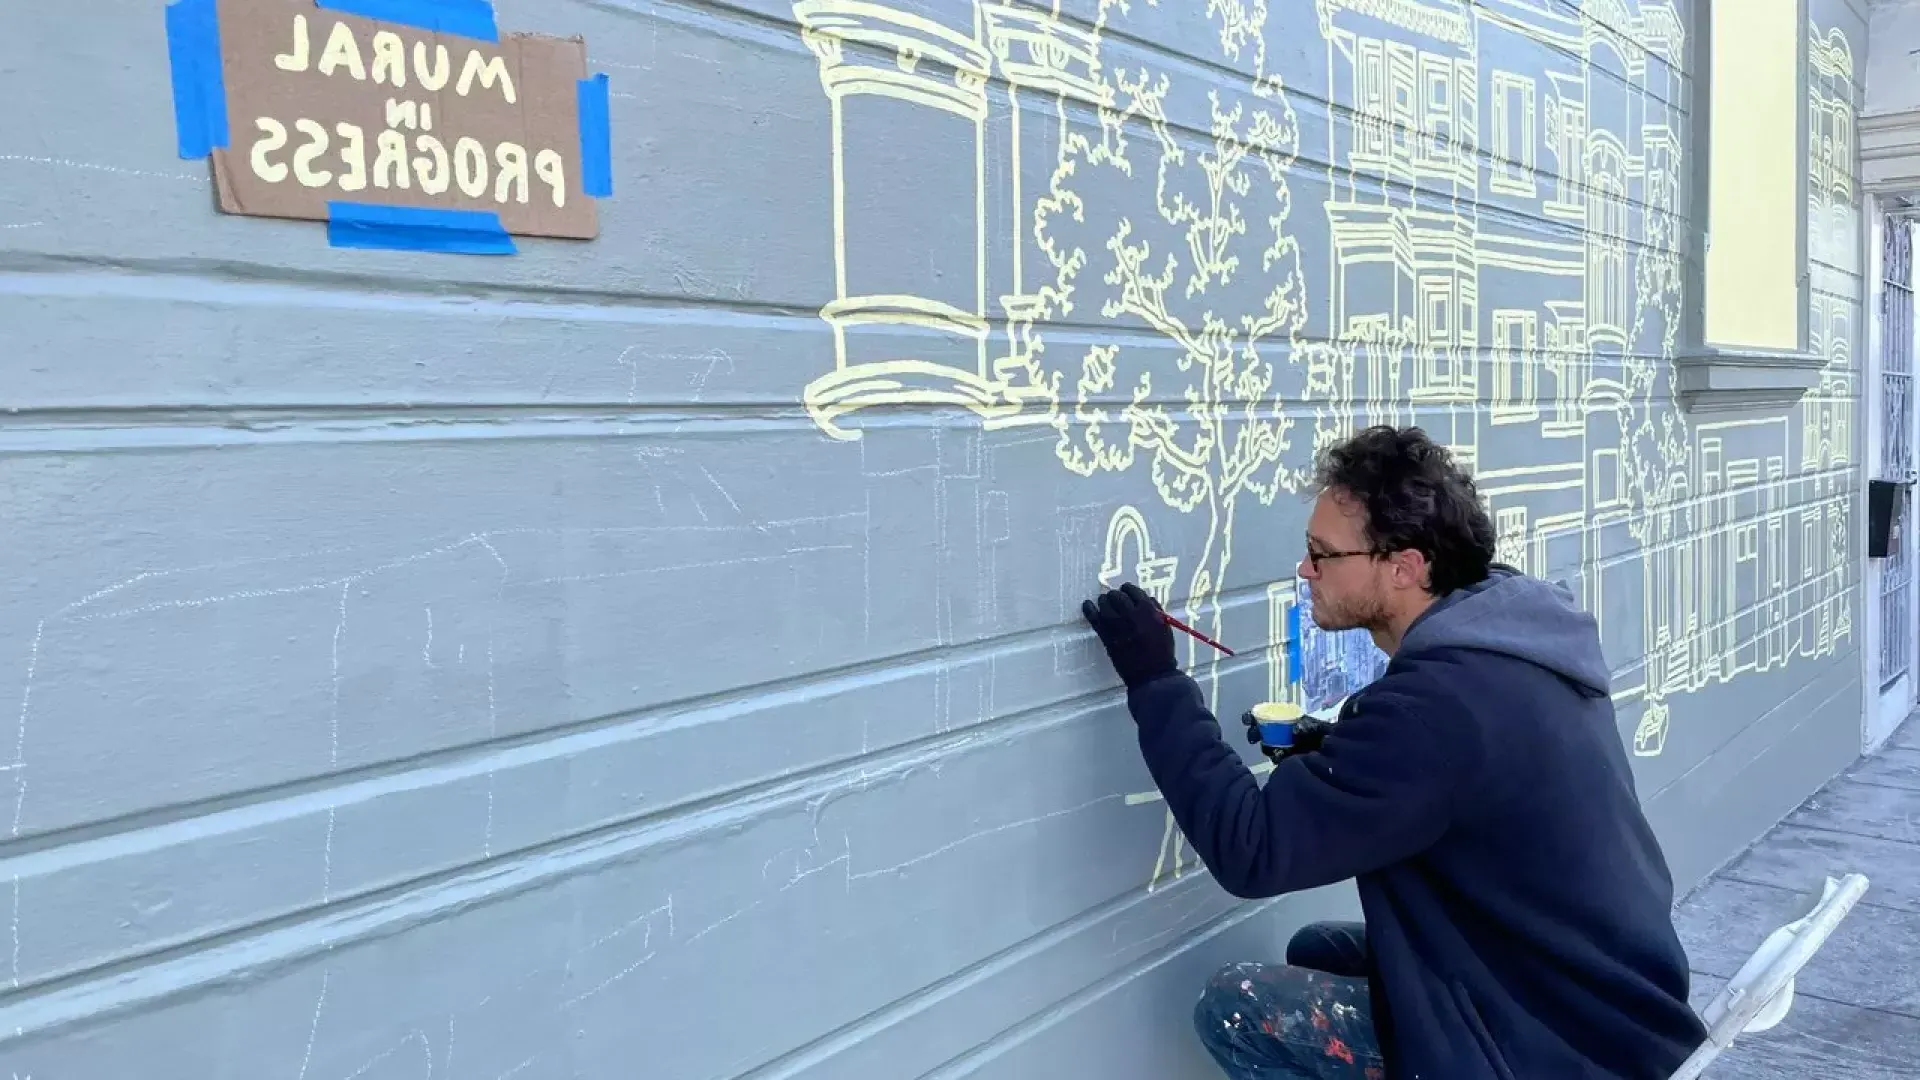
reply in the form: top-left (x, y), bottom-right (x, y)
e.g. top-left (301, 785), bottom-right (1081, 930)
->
top-left (1303, 547), bottom-right (1380, 572)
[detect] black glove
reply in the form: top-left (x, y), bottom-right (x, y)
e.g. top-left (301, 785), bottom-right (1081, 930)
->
top-left (1080, 582), bottom-right (1178, 690)
top-left (1239, 710), bottom-right (1333, 763)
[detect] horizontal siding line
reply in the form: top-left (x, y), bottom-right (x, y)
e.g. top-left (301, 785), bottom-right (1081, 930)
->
top-left (0, 573), bottom-right (1285, 865)
top-left (0, 632), bottom-right (1069, 867)
top-left (0, 556), bottom-right (1855, 996)
top-left (0, 394), bottom-right (1862, 451)
top-left (618, 0), bottom-right (1695, 128)
top-left (1, 57), bottom-right (1728, 298)
top-left (6, 525), bottom-right (1854, 1002)
top-left (0, 257), bottom-right (822, 325)
top-left (0, 388), bottom-right (1734, 427)
top-left (1588, 523), bottom-right (1856, 588)
top-left (911, 897), bottom-right (1280, 1080)
top-left (1331, 164), bottom-right (1679, 259)
top-left (1095, 85), bottom-right (1685, 236)
top-left (0, 683), bottom-right (1246, 1044)
top-left (13, 527), bottom-right (1856, 890)
top-left (1, 158), bottom-right (1705, 300)
top-left (736, 876), bottom-right (1266, 1080)
top-left (1607, 567), bottom-right (1857, 660)
top-left (0, 406), bottom-right (1859, 492)
top-left (1588, 473), bottom-right (1857, 537)
top-left (1606, 634), bottom-right (1862, 693)
top-left (10, 264), bottom-right (1844, 368)
top-left (1640, 667), bottom-right (1858, 805)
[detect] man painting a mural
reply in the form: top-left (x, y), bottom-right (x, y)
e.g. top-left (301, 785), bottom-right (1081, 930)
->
top-left (1082, 425), bottom-right (1708, 1079)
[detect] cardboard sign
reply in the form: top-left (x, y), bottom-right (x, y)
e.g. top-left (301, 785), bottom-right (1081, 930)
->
top-left (203, 0), bottom-right (598, 240)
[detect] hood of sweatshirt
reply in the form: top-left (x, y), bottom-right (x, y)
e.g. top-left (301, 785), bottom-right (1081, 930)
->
top-left (1396, 563), bottom-right (1611, 698)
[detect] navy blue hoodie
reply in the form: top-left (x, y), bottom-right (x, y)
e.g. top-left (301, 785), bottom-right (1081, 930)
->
top-left (1130, 566), bottom-right (1707, 1079)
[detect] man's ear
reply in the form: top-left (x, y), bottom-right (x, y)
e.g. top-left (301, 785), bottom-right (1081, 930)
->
top-left (1388, 548), bottom-right (1431, 590)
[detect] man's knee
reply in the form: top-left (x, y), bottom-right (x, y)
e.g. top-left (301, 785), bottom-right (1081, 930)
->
top-left (1194, 959), bottom-right (1382, 1077)
top-left (1284, 921), bottom-right (1342, 965)
top-left (1193, 961), bottom-right (1262, 1044)
top-left (1285, 920), bottom-right (1367, 976)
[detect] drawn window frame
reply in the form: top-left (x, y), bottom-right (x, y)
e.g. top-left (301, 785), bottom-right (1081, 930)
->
top-left (1356, 37), bottom-right (1390, 166)
top-left (1419, 51), bottom-right (1452, 168)
top-left (1489, 70), bottom-right (1537, 196)
top-left (1491, 308), bottom-right (1539, 423)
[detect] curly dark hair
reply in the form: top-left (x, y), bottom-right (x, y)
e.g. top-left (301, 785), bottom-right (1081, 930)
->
top-left (1311, 425), bottom-right (1497, 595)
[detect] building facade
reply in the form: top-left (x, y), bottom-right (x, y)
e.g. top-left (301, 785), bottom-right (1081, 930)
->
top-left (0, 0), bottom-right (1874, 1076)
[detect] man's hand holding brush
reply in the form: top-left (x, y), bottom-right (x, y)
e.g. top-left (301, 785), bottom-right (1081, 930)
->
top-left (1079, 583), bottom-right (1181, 691)
top-left (1082, 582), bottom-right (1234, 682)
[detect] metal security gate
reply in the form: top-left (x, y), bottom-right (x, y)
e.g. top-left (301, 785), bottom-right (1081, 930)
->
top-left (1880, 214), bottom-right (1915, 689)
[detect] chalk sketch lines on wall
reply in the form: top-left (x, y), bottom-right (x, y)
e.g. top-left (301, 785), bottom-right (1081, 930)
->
top-left (1127, 758), bottom-right (1275, 893)
top-left (0, 510), bottom-right (869, 1003)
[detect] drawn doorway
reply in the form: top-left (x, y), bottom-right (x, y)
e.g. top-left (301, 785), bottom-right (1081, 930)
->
top-left (1870, 206), bottom-right (1919, 749)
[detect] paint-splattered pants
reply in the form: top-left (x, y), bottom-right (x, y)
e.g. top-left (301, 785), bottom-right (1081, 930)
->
top-left (1192, 921), bottom-right (1385, 1079)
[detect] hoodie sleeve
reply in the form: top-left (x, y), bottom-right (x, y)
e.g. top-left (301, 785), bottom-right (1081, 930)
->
top-left (1127, 669), bottom-right (1481, 899)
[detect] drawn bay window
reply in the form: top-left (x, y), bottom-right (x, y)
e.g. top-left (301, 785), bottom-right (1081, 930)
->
top-left (1586, 140), bottom-right (1630, 348)
top-left (1491, 309), bottom-right (1538, 423)
top-left (1680, 0), bottom-right (1819, 410)
top-left (1490, 71), bottom-right (1536, 196)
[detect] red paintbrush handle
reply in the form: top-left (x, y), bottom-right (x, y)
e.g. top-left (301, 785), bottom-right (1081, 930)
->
top-left (1161, 611), bottom-right (1235, 657)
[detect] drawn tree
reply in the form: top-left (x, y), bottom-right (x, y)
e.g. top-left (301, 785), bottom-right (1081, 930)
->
top-left (1018, 1), bottom-right (1317, 695)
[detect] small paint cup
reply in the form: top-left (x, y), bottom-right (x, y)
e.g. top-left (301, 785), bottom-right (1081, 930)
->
top-left (1250, 701), bottom-right (1303, 750)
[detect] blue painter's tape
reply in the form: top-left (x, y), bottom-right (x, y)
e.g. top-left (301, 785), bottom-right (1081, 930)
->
top-left (577, 73), bottom-right (613, 198)
top-left (165, 0), bottom-right (229, 159)
top-left (1285, 604), bottom-right (1302, 685)
top-left (326, 202), bottom-right (517, 255)
top-left (316, 0), bottom-right (499, 42)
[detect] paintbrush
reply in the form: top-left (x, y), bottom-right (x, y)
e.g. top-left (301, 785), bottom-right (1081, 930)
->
top-left (1098, 581), bottom-right (1236, 657)
top-left (1162, 610), bottom-right (1235, 657)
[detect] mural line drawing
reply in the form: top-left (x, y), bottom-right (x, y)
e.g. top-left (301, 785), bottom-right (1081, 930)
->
top-left (790, 0), bottom-right (1856, 891)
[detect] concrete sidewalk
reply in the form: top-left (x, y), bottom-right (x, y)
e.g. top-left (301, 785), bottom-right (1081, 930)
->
top-left (1671, 710), bottom-right (1920, 1076)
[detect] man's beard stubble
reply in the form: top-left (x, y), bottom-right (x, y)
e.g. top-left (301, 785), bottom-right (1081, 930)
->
top-left (1311, 589), bottom-right (1389, 635)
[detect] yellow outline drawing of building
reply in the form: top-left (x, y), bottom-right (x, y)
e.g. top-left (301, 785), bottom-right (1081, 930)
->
top-left (790, 0), bottom-right (1857, 887)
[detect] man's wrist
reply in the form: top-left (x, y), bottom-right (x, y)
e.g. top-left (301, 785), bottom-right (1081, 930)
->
top-left (1122, 663), bottom-right (1180, 692)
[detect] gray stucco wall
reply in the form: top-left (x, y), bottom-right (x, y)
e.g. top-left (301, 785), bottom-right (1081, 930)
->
top-left (0, 0), bottom-right (1869, 1076)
